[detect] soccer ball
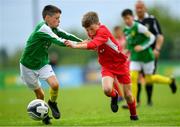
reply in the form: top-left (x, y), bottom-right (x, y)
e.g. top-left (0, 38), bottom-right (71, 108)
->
top-left (27, 99), bottom-right (49, 120)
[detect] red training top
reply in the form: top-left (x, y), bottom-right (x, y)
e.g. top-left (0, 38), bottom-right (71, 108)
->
top-left (87, 24), bottom-right (129, 75)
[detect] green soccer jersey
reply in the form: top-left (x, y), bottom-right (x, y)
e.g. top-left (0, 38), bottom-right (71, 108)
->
top-left (124, 21), bottom-right (155, 63)
top-left (20, 21), bottom-right (82, 70)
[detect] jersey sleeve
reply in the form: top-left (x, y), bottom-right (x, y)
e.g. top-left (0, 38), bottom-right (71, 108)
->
top-left (138, 23), bottom-right (148, 33)
top-left (153, 18), bottom-right (163, 36)
top-left (87, 29), bottom-right (108, 49)
top-left (137, 23), bottom-right (155, 50)
top-left (38, 24), bottom-right (66, 47)
top-left (55, 28), bottom-right (83, 43)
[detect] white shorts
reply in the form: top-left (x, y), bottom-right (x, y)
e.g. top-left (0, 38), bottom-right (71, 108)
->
top-left (130, 61), bottom-right (155, 74)
top-left (20, 63), bottom-right (55, 90)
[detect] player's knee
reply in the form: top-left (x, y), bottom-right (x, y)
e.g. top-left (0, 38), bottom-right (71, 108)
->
top-left (124, 90), bottom-right (133, 102)
top-left (50, 81), bottom-right (59, 90)
top-left (124, 94), bottom-right (132, 102)
top-left (103, 87), bottom-right (112, 96)
top-left (125, 93), bottom-right (134, 103)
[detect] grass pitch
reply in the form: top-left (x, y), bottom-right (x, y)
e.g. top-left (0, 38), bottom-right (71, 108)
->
top-left (0, 84), bottom-right (180, 126)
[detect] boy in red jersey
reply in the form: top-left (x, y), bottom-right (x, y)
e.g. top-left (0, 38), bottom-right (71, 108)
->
top-left (65, 11), bottom-right (138, 120)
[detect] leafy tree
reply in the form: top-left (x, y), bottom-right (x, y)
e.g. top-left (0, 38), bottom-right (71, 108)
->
top-left (149, 6), bottom-right (180, 59)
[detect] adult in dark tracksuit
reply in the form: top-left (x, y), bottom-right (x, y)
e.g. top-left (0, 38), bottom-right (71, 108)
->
top-left (135, 0), bottom-right (164, 106)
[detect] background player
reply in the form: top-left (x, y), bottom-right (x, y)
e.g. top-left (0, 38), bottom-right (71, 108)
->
top-left (113, 26), bottom-right (126, 51)
top-left (121, 9), bottom-right (177, 107)
top-left (112, 26), bottom-right (126, 102)
top-left (20, 5), bottom-right (82, 124)
top-left (65, 11), bottom-right (138, 120)
top-left (135, 0), bottom-right (165, 106)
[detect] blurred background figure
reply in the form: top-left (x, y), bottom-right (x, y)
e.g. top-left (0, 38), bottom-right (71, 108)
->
top-left (113, 26), bottom-right (126, 52)
top-left (113, 26), bottom-right (126, 49)
top-left (113, 26), bottom-right (127, 103)
top-left (135, 0), bottom-right (164, 106)
top-left (113, 26), bottom-right (130, 57)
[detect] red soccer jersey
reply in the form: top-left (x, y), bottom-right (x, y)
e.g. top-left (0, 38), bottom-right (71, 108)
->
top-left (87, 25), bottom-right (129, 75)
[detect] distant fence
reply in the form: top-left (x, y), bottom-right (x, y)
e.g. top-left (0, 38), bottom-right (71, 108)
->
top-left (0, 61), bottom-right (180, 89)
top-left (41, 66), bottom-right (85, 88)
top-left (0, 65), bottom-right (101, 89)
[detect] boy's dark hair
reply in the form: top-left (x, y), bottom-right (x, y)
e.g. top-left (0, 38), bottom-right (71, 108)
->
top-left (121, 9), bottom-right (133, 17)
top-left (82, 11), bottom-right (99, 28)
top-left (42, 5), bottom-right (62, 19)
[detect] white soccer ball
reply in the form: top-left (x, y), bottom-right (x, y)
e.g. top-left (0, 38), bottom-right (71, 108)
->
top-left (27, 99), bottom-right (49, 120)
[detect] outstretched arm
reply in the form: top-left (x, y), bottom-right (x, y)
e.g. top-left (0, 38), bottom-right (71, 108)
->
top-left (134, 24), bottom-right (155, 52)
top-left (55, 28), bottom-right (83, 42)
top-left (38, 24), bottom-right (67, 47)
top-left (65, 40), bottom-right (88, 49)
top-left (65, 30), bottom-right (108, 50)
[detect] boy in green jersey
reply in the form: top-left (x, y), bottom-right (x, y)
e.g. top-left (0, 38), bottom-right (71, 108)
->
top-left (20, 5), bottom-right (82, 124)
top-left (121, 9), bottom-right (177, 106)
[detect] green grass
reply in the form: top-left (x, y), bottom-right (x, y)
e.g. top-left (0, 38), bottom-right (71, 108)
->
top-left (0, 84), bottom-right (180, 126)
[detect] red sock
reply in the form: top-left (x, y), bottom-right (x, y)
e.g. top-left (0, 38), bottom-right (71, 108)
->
top-left (127, 99), bottom-right (137, 116)
top-left (107, 88), bottom-right (117, 97)
top-left (113, 82), bottom-right (123, 97)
